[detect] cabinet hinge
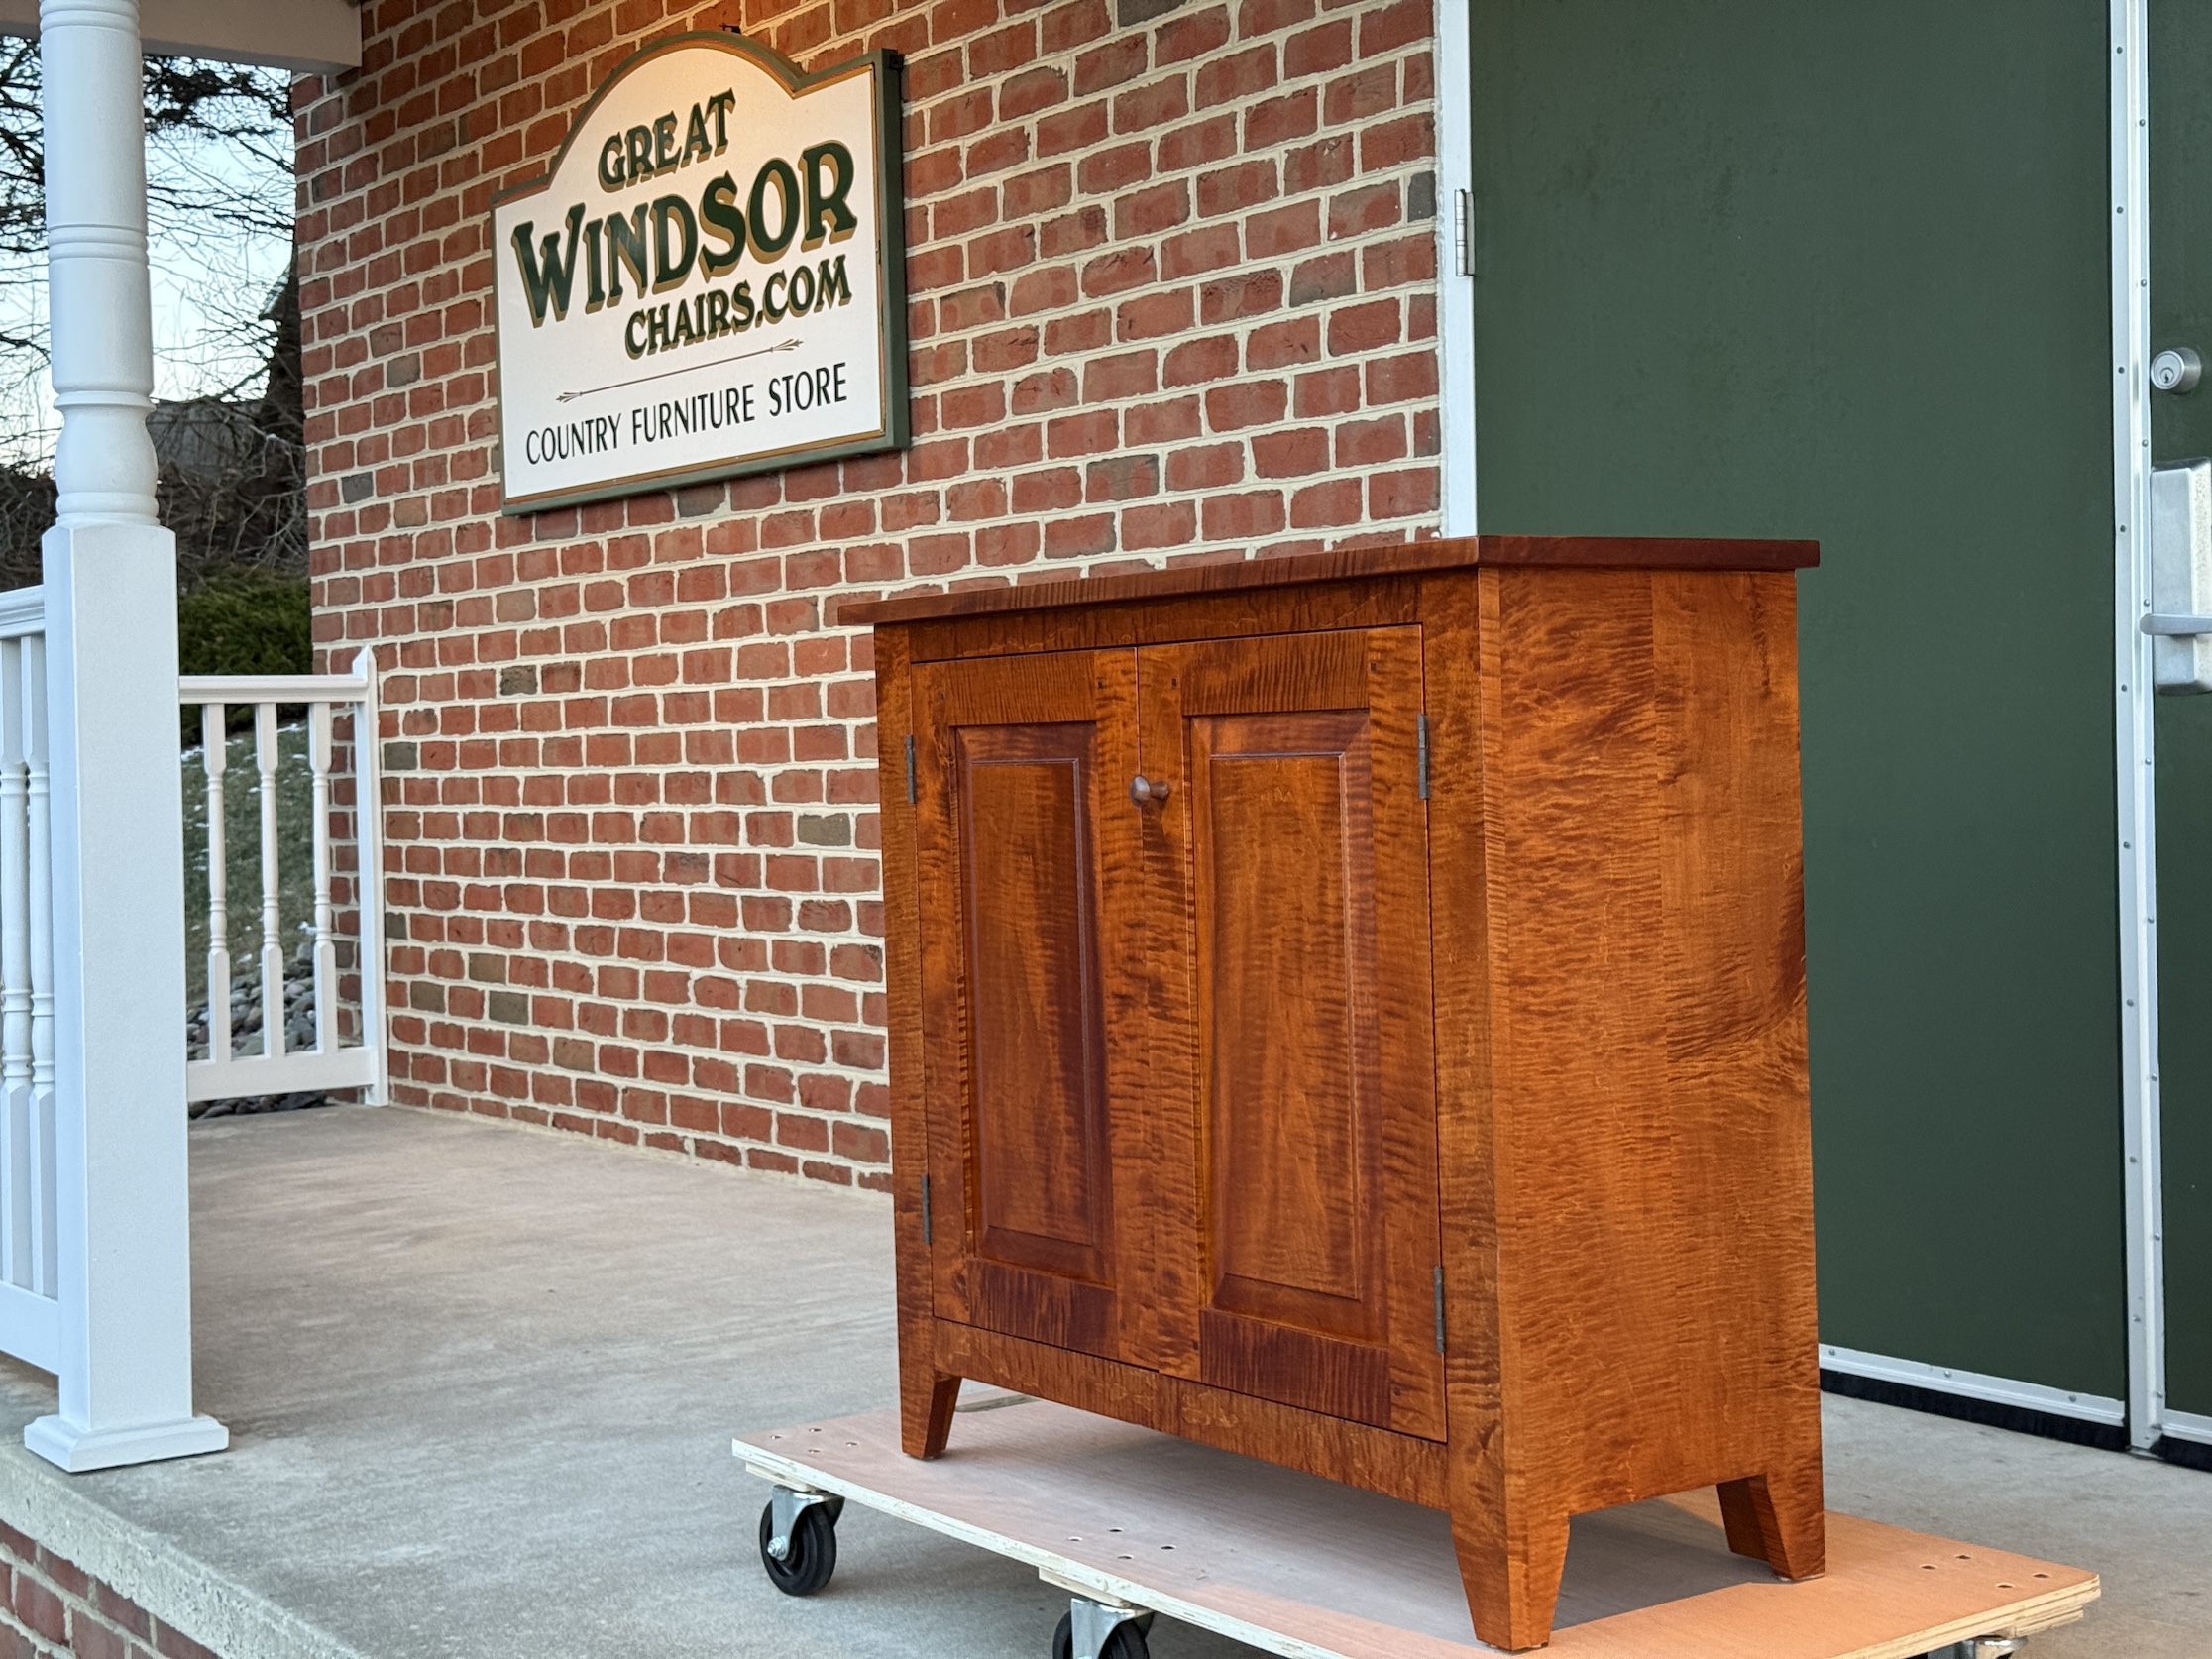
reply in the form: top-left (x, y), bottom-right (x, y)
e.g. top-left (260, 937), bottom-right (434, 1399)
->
top-left (1417, 714), bottom-right (1431, 800)
top-left (920, 1173), bottom-right (933, 1244)
top-left (905, 733), bottom-right (918, 804)
top-left (1433, 1266), bottom-right (1446, 1354)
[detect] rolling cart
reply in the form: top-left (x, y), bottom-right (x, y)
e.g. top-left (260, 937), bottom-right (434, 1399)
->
top-left (735, 1392), bottom-right (2099, 1659)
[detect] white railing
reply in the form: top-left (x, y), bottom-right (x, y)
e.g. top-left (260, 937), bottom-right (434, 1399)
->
top-left (0, 587), bottom-right (56, 1372)
top-left (0, 598), bottom-right (391, 1383)
top-left (179, 671), bottom-right (385, 1105)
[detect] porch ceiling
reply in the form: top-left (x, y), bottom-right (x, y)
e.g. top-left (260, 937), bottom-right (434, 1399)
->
top-left (0, 0), bottom-right (361, 74)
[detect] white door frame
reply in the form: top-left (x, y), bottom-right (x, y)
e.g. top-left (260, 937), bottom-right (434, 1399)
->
top-left (2110, 0), bottom-right (2168, 1454)
top-left (1434, 0), bottom-right (1477, 539)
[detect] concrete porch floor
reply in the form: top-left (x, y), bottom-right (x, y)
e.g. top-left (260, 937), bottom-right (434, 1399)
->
top-left (0, 1107), bottom-right (2200, 1658)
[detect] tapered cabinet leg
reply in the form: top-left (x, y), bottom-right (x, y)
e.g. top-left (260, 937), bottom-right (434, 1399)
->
top-left (1717, 1465), bottom-right (1826, 1580)
top-left (1450, 1496), bottom-right (1572, 1652)
top-left (900, 1362), bottom-right (961, 1459)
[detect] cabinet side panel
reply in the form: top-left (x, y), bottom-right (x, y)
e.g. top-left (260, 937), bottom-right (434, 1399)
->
top-left (1650, 568), bottom-right (1823, 1508)
top-left (1486, 567), bottom-right (1821, 1514)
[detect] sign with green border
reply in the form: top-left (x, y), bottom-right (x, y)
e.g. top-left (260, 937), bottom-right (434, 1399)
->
top-left (491, 32), bottom-right (906, 515)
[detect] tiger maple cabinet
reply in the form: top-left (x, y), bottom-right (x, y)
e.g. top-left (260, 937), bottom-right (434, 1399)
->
top-left (847, 537), bottom-right (1825, 1652)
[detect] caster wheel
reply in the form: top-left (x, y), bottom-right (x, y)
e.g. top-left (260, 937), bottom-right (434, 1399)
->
top-left (757, 1499), bottom-right (838, 1596)
top-left (1051, 1610), bottom-right (1150, 1659)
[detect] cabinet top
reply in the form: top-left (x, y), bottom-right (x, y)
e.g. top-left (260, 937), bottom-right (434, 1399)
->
top-left (839, 535), bottom-right (1818, 627)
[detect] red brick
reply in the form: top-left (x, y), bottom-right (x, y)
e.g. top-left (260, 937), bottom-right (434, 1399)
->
top-left (1323, 63), bottom-right (1396, 125)
top-left (1161, 222), bottom-right (1241, 279)
top-left (1250, 316), bottom-right (1320, 369)
top-left (295, 0), bottom-right (1453, 1195)
top-left (1115, 180), bottom-right (1190, 239)
top-left (1201, 491), bottom-right (1286, 540)
top-left (1196, 44), bottom-right (1274, 108)
top-left (1086, 455), bottom-right (1160, 501)
top-left (1328, 179), bottom-right (1400, 239)
top-left (1001, 65), bottom-right (1069, 119)
top-left (1114, 75), bottom-right (1190, 136)
top-left (1253, 427), bottom-right (1328, 476)
top-left (1165, 443), bottom-right (1243, 491)
top-left (1285, 135), bottom-right (1356, 195)
top-left (1246, 87), bottom-right (1317, 148)
top-left (1200, 270), bottom-right (1282, 322)
top-left (1122, 499), bottom-right (1197, 551)
top-left (1084, 351), bottom-right (1159, 401)
top-left (1073, 34), bottom-right (1148, 97)
top-left (1197, 160), bottom-right (1277, 219)
top-left (1371, 466), bottom-right (1440, 518)
top-left (1246, 200), bottom-right (1319, 258)
top-left (1163, 335), bottom-right (1239, 387)
top-left (1361, 0), bottom-right (1431, 56)
top-left (1205, 381), bottom-right (1290, 431)
top-left (1327, 297), bottom-right (1401, 355)
top-left (1118, 288), bottom-right (1194, 341)
top-left (1159, 114), bottom-right (1238, 174)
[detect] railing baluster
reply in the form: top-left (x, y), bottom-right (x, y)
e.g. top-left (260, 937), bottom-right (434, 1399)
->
top-left (25, 632), bottom-right (54, 1299)
top-left (202, 704), bottom-right (230, 1063)
top-left (173, 674), bottom-right (383, 1106)
top-left (0, 637), bottom-right (27, 1291)
top-left (309, 701), bottom-right (334, 1052)
top-left (255, 702), bottom-right (281, 1059)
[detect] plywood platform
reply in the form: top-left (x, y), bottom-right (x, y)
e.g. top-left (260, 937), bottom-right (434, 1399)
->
top-left (734, 1395), bottom-right (2098, 1659)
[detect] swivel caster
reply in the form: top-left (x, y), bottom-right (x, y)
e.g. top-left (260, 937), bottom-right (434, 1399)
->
top-left (757, 1485), bottom-right (842, 1597)
top-left (1051, 1597), bottom-right (1153, 1659)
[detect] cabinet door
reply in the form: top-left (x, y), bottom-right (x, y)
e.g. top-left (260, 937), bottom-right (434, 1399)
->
top-left (1139, 628), bottom-right (1445, 1438)
top-left (911, 649), bottom-right (1147, 1364)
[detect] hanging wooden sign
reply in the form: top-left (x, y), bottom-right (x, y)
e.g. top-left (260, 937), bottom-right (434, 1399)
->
top-left (491, 33), bottom-right (904, 514)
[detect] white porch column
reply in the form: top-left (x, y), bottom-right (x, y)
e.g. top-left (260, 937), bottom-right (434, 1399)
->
top-left (24, 0), bottom-right (225, 1470)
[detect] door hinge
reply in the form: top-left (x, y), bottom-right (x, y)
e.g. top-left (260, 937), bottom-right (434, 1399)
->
top-left (920, 1172), bottom-right (933, 1244)
top-left (1453, 189), bottom-right (1473, 278)
top-left (1417, 713), bottom-right (1430, 800)
top-left (905, 733), bottom-right (917, 803)
top-left (1433, 1266), bottom-right (1447, 1354)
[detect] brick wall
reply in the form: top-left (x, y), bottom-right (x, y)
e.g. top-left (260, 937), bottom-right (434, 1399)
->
top-left (297, 0), bottom-right (1443, 1188)
top-left (0, 1524), bottom-right (218, 1659)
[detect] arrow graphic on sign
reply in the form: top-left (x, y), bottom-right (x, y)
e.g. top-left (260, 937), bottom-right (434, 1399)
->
top-left (557, 337), bottom-right (804, 403)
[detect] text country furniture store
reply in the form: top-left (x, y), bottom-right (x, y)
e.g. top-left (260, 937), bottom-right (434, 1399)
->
top-left (294, 0), bottom-right (2212, 1468)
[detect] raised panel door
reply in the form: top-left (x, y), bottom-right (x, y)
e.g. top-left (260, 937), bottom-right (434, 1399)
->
top-left (912, 649), bottom-right (1147, 1363)
top-left (1139, 629), bottom-right (1445, 1438)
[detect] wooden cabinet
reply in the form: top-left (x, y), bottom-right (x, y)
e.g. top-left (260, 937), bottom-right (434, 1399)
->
top-left (854, 539), bottom-right (1825, 1651)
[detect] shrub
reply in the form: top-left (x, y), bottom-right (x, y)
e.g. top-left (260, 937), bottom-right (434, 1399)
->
top-left (177, 574), bottom-right (310, 743)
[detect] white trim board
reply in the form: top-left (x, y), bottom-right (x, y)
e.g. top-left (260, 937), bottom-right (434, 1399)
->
top-left (1432, 0), bottom-right (1476, 536)
top-left (1820, 1345), bottom-right (2126, 1428)
top-left (0, 0), bottom-right (362, 73)
top-left (2161, 1407), bottom-right (2212, 1448)
top-left (2108, 0), bottom-right (2167, 1454)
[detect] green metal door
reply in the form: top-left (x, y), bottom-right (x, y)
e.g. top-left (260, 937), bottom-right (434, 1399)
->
top-left (2151, 5), bottom-right (2212, 1437)
top-left (1467, 3), bottom-right (2127, 1397)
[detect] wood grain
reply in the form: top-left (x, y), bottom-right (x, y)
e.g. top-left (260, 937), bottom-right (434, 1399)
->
top-left (871, 624), bottom-right (962, 1458)
top-left (876, 542), bottom-right (1825, 1649)
top-left (937, 1319), bottom-right (1451, 1506)
top-left (904, 577), bottom-right (1424, 665)
top-left (1143, 628), bottom-right (1446, 1443)
top-left (911, 649), bottom-right (1148, 1372)
top-left (842, 536), bottom-right (1820, 627)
